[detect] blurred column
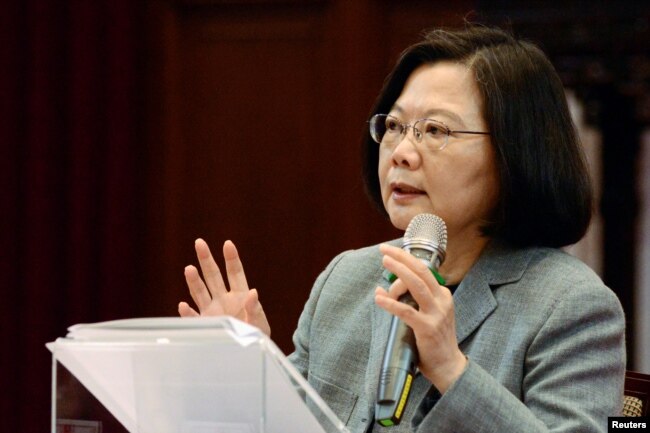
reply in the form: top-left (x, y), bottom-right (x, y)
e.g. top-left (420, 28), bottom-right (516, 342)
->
top-left (565, 90), bottom-right (604, 276)
top-left (636, 129), bottom-right (650, 373)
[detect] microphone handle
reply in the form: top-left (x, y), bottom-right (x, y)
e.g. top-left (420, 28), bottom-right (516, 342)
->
top-left (375, 293), bottom-right (418, 427)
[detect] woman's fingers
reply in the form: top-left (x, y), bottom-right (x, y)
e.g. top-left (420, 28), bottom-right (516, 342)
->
top-left (381, 254), bottom-right (438, 313)
top-left (178, 301), bottom-right (200, 317)
top-left (223, 240), bottom-right (249, 293)
top-left (182, 238), bottom-right (269, 332)
top-left (184, 265), bottom-right (213, 310)
top-left (375, 286), bottom-right (419, 325)
top-left (194, 238), bottom-right (227, 298)
top-left (182, 239), bottom-right (256, 319)
top-left (244, 289), bottom-right (271, 336)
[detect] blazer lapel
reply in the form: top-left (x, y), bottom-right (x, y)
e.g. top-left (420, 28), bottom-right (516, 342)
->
top-left (453, 241), bottom-right (533, 344)
top-left (366, 240), bottom-right (402, 407)
top-left (369, 237), bottom-right (403, 356)
top-left (454, 273), bottom-right (497, 344)
top-left (370, 276), bottom-right (393, 366)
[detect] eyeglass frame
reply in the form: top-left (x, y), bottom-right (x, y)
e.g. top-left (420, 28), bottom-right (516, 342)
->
top-left (368, 113), bottom-right (491, 151)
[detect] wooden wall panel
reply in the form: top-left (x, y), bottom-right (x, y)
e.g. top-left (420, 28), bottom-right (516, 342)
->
top-left (142, 1), bottom-right (403, 352)
top-left (179, 5), bottom-right (344, 347)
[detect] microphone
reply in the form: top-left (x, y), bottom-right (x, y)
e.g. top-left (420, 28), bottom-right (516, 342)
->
top-left (375, 213), bottom-right (447, 427)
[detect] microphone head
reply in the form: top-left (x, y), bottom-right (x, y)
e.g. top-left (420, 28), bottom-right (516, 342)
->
top-left (403, 214), bottom-right (447, 268)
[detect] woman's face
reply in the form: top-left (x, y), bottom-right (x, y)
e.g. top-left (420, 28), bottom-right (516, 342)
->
top-left (378, 61), bottom-right (499, 244)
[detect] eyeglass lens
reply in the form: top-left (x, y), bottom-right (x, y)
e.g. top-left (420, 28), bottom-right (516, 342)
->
top-left (370, 114), bottom-right (449, 150)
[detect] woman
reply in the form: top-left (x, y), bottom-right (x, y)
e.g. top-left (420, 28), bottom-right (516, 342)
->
top-left (179, 25), bottom-right (625, 432)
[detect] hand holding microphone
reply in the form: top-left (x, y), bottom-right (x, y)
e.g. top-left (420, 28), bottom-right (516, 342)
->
top-left (375, 214), bottom-right (467, 426)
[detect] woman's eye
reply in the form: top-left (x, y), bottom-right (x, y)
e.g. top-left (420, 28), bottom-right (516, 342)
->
top-left (425, 123), bottom-right (445, 136)
top-left (386, 119), bottom-right (400, 132)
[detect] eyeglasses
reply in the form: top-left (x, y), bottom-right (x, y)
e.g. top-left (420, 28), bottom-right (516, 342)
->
top-left (368, 114), bottom-right (490, 151)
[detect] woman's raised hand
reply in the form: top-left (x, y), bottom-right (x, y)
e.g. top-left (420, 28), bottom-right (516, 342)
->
top-left (178, 238), bottom-right (271, 336)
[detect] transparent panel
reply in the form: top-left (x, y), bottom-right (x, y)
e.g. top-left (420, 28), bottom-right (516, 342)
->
top-left (54, 359), bottom-right (127, 432)
top-left (48, 317), bottom-right (348, 433)
top-left (261, 340), bottom-right (349, 433)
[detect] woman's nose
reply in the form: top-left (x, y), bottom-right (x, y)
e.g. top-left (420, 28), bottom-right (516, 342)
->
top-left (391, 132), bottom-right (421, 169)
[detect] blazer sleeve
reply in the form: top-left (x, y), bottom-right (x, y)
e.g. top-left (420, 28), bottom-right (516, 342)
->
top-left (416, 281), bottom-right (626, 433)
top-left (287, 250), bottom-right (351, 378)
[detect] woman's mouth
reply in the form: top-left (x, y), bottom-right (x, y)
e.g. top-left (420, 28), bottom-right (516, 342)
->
top-left (391, 183), bottom-right (426, 201)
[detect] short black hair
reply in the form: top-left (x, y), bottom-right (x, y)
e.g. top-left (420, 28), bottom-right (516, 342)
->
top-left (362, 25), bottom-right (592, 248)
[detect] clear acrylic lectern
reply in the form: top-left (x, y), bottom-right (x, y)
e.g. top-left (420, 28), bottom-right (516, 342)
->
top-left (46, 317), bottom-right (349, 433)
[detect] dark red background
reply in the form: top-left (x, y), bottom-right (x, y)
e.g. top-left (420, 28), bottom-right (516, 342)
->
top-left (1, 1), bottom-right (647, 431)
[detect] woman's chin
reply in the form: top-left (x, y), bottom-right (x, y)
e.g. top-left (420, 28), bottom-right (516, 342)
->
top-left (387, 210), bottom-right (419, 231)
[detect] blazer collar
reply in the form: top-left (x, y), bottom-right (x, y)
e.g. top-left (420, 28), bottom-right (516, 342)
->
top-left (454, 240), bottom-right (534, 343)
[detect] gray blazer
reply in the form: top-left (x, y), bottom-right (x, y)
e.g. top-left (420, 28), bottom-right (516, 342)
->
top-left (288, 240), bottom-right (626, 433)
